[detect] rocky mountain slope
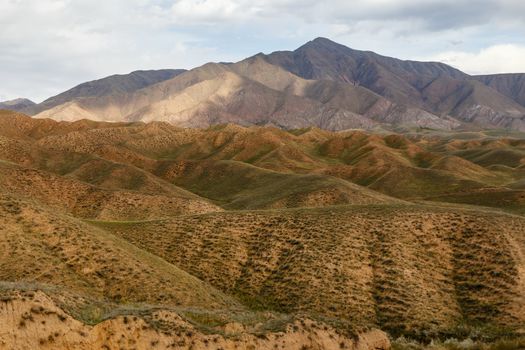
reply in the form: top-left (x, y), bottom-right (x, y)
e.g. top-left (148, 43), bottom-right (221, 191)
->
top-left (25, 69), bottom-right (186, 116)
top-left (266, 38), bottom-right (525, 130)
top-left (23, 38), bottom-right (525, 131)
top-left (33, 59), bottom-right (441, 129)
top-left (473, 73), bottom-right (525, 107)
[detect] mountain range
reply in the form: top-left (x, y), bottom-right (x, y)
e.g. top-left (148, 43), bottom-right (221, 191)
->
top-left (3, 37), bottom-right (525, 131)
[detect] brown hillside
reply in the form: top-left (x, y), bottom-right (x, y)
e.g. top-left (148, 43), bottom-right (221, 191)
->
top-left (0, 162), bottom-right (220, 220)
top-left (0, 194), bottom-right (232, 307)
top-left (98, 204), bottom-right (525, 339)
top-left (1, 112), bottom-right (524, 213)
top-left (1, 111), bottom-right (525, 348)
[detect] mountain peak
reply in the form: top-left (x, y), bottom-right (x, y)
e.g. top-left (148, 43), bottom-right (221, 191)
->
top-left (301, 37), bottom-right (352, 51)
top-left (21, 38), bottom-right (525, 132)
top-left (311, 36), bottom-right (333, 43)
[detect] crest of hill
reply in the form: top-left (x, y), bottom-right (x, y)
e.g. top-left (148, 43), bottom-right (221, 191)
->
top-left (0, 110), bottom-right (136, 139)
top-left (159, 159), bottom-right (402, 209)
top-left (0, 162), bottom-right (221, 220)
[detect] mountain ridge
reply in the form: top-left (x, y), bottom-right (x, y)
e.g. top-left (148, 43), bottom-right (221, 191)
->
top-left (15, 37), bottom-right (525, 132)
top-left (24, 69), bottom-right (186, 115)
top-left (265, 38), bottom-right (525, 130)
top-left (0, 98), bottom-right (36, 112)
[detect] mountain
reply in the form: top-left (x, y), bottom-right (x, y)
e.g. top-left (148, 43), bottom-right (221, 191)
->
top-left (24, 38), bottom-right (525, 131)
top-left (265, 37), bottom-right (467, 101)
top-left (25, 69), bottom-right (186, 115)
top-left (0, 98), bottom-right (35, 112)
top-left (265, 38), bottom-right (525, 130)
top-left (473, 73), bottom-right (525, 107)
top-left (31, 56), bottom-right (457, 130)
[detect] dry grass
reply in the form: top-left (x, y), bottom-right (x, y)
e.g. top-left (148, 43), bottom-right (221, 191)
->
top-left (0, 112), bottom-right (524, 344)
top-left (95, 204), bottom-right (525, 339)
top-left (392, 336), bottom-right (525, 350)
top-left (1, 112), bottom-right (524, 213)
top-left (0, 194), bottom-right (235, 309)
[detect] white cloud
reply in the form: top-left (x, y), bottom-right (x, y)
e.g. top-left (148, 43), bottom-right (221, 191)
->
top-left (428, 44), bottom-right (525, 75)
top-left (1, 0), bottom-right (524, 102)
top-left (0, 0), bottom-right (227, 102)
top-left (168, 0), bottom-right (525, 32)
top-left (171, 0), bottom-right (258, 23)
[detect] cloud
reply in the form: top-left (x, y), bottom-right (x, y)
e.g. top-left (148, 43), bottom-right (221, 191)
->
top-left (0, 0), bottom-right (228, 102)
top-left (170, 0), bottom-right (259, 23)
top-left (0, 0), bottom-right (524, 102)
top-left (170, 0), bottom-right (525, 33)
top-left (428, 44), bottom-right (525, 75)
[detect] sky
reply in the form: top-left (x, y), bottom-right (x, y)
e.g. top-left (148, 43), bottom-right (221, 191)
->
top-left (1, 0), bottom-right (525, 103)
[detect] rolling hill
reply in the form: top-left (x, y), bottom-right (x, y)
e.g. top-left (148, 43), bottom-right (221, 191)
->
top-left (2, 111), bottom-right (523, 213)
top-left (96, 204), bottom-right (525, 339)
top-left (1, 111), bottom-right (525, 349)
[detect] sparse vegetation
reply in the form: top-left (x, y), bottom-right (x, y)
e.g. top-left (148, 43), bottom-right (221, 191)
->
top-left (0, 112), bottom-right (523, 349)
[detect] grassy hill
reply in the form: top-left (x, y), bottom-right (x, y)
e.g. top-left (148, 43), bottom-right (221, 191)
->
top-left (0, 193), bottom-right (233, 308)
top-left (1, 112), bottom-right (524, 214)
top-left (95, 204), bottom-right (525, 339)
top-left (158, 159), bottom-right (401, 209)
top-left (1, 111), bottom-right (525, 349)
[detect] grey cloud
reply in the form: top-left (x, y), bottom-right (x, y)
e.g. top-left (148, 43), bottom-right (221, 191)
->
top-left (0, 0), bottom-right (523, 102)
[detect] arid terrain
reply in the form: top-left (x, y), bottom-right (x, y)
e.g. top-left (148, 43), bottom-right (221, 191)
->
top-left (1, 35), bottom-right (525, 350)
top-left (3, 38), bottom-right (524, 132)
top-left (0, 109), bottom-right (524, 349)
